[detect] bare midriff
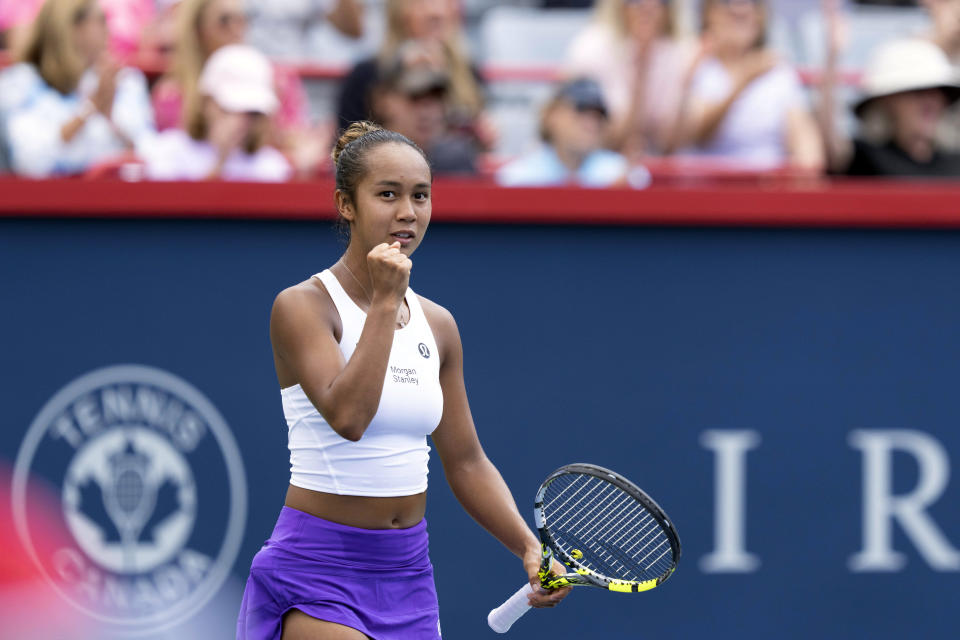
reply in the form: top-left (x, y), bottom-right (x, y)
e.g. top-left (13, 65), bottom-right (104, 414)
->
top-left (285, 484), bottom-right (427, 529)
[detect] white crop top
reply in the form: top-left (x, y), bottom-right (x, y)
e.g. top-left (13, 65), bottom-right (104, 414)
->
top-left (283, 269), bottom-right (444, 496)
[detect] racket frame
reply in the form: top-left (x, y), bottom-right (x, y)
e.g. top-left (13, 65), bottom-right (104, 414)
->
top-left (533, 463), bottom-right (681, 593)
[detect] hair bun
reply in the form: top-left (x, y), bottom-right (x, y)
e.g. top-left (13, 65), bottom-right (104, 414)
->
top-left (332, 121), bottom-right (383, 165)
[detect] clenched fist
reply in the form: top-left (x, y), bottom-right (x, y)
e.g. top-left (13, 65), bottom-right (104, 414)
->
top-left (367, 241), bottom-right (412, 307)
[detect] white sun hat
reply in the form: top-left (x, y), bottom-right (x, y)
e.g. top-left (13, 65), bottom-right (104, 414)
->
top-left (854, 38), bottom-right (960, 116)
top-left (199, 44), bottom-right (279, 115)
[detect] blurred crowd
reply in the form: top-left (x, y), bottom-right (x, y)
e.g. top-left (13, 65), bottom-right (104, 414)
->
top-left (1, 0), bottom-right (960, 187)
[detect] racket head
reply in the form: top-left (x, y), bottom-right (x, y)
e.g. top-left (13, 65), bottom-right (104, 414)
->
top-left (534, 463), bottom-right (681, 592)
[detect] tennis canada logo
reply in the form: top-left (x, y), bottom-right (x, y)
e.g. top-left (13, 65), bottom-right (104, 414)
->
top-left (12, 365), bottom-right (247, 635)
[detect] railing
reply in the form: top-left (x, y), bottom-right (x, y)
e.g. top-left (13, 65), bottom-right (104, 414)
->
top-left (3, 176), bottom-right (959, 228)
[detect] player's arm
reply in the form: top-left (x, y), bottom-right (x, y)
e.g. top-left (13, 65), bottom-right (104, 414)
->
top-left (423, 300), bottom-right (568, 608)
top-left (270, 246), bottom-right (408, 441)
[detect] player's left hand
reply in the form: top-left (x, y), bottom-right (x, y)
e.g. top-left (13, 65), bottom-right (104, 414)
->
top-left (523, 548), bottom-right (571, 608)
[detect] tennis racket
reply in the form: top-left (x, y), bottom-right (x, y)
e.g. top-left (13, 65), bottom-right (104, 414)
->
top-left (487, 463), bottom-right (681, 633)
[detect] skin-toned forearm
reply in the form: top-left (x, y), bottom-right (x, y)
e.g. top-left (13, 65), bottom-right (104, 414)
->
top-left (691, 82), bottom-right (749, 146)
top-left (662, 62), bottom-right (703, 154)
top-left (320, 299), bottom-right (399, 440)
top-left (608, 64), bottom-right (650, 153)
top-left (445, 455), bottom-right (539, 558)
top-left (816, 42), bottom-right (850, 172)
top-left (60, 115), bottom-right (88, 143)
top-left (787, 109), bottom-right (826, 171)
top-left (327, 0), bottom-right (364, 38)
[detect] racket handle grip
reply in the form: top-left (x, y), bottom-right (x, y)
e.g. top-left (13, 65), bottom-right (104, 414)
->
top-left (487, 582), bottom-right (534, 633)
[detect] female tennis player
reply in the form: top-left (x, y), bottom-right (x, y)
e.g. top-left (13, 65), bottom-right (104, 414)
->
top-left (237, 122), bottom-right (570, 640)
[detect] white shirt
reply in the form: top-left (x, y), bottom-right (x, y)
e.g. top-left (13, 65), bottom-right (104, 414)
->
top-left (285, 270), bottom-right (444, 497)
top-left (0, 63), bottom-right (155, 177)
top-left (141, 129), bottom-right (293, 182)
top-left (684, 59), bottom-right (806, 168)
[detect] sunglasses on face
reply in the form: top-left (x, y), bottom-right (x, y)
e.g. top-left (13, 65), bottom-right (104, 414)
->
top-left (572, 103), bottom-right (608, 119)
top-left (714, 0), bottom-right (763, 6)
top-left (217, 12), bottom-right (248, 29)
top-left (73, 6), bottom-right (107, 25)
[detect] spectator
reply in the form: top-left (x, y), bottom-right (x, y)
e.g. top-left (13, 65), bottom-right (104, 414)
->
top-left (246, 0), bottom-right (365, 61)
top-left (675, 0), bottom-right (824, 170)
top-left (496, 78), bottom-right (647, 188)
top-left (369, 45), bottom-right (478, 174)
top-left (565, 0), bottom-right (697, 157)
top-left (153, 0), bottom-right (288, 131)
top-left (825, 38), bottom-right (960, 176)
top-left (141, 44), bottom-right (293, 181)
top-left (0, 0), bottom-right (155, 177)
top-left (0, 0), bottom-right (155, 61)
top-left (150, 0), bottom-right (324, 176)
top-left (336, 0), bottom-right (492, 149)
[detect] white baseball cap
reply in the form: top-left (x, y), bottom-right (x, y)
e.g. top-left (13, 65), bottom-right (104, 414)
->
top-left (854, 38), bottom-right (960, 116)
top-left (199, 44), bottom-right (279, 115)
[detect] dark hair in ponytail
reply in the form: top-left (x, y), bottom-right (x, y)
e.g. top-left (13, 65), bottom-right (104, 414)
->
top-left (331, 121), bottom-right (431, 200)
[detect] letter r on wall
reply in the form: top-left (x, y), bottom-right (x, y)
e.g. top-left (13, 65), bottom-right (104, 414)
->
top-left (848, 429), bottom-right (960, 572)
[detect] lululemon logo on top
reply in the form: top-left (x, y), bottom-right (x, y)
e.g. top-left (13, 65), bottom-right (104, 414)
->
top-left (12, 364), bottom-right (247, 634)
top-left (418, 343), bottom-right (431, 358)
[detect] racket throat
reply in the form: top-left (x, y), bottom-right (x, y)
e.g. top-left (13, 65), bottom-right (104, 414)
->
top-left (538, 545), bottom-right (575, 589)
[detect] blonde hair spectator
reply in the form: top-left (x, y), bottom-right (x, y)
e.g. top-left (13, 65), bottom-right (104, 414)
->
top-left (565, 0), bottom-right (697, 157)
top-left (0, 0), bottom-right (155, 177)
top-left (167, 0), bottom-right (246, 131)
top-left (380, 0), bottom-right (481, 116)
top-left (672, 0), bottom-right (824, 171)
top-left (17, 0), bottom-right (94, 94)
top-left (593, 0), bottom-right (679, 39)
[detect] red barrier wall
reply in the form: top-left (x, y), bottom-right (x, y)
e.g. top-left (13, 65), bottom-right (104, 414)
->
top-left (2, 177), bottom-right (960, 228)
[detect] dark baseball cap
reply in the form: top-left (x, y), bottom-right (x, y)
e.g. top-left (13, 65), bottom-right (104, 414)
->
top-left (555, 78), bottom-right (607, 117)
top-left (379, 52), bottom-right (450, 98)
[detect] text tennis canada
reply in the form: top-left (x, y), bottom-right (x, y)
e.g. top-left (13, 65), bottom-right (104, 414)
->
top-left (14, 365), bottom-right (246, 633)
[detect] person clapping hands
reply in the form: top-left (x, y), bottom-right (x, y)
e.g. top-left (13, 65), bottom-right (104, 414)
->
top-left (141, 44), bottom-right (292, 182)
top-left (0, 0), bottom-right (155, 177)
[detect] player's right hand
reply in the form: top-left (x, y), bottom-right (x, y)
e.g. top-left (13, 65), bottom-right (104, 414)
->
top-left (367, 242), bottom-right (411, 306)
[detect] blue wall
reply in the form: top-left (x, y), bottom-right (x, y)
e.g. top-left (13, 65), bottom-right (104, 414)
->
top-left (2, 219), bottom-right (959, 639)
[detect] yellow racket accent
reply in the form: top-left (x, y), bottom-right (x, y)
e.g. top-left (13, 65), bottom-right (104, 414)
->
top-left (608, 579), bottom-right (658, 593)
top-left (542, 576), bottom-right (573, 589)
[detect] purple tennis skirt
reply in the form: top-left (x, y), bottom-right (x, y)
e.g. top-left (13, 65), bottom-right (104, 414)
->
top-left (236, 506), bottom-right (441, 639)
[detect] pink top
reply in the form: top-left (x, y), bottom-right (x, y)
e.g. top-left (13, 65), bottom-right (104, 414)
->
top-left (151, 62), bottom-right (309, 132)
top-left (565, 24), bottom-right (696, 155)
top-left (0, 0), bottom-right (155, 60)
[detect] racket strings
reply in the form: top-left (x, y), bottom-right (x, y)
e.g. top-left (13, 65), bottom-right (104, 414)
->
top-left (543, 474), bottom-right (675, 583)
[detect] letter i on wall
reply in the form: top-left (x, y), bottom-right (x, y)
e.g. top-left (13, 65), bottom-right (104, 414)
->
top-left (699, 430), bottom-right (761, 573)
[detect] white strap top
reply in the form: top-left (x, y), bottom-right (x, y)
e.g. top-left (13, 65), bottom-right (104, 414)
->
top-left (283, 269), bottom-right (444, 496)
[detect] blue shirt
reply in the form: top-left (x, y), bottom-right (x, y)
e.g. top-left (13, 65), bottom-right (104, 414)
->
top-left (496, 145), bottom-right (629, 188)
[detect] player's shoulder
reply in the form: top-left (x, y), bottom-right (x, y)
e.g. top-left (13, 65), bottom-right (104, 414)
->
top-left (272, 276), bottom-right (336, 322)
